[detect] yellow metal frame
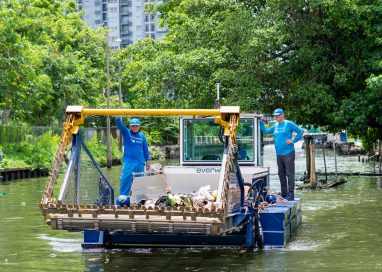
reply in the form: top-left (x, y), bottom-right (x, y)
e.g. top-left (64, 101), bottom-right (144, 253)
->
top-left (66, 105), bottom-right (240, 137)
top-left (40, 105), bottom-right (242, 234)
top-left (41, 105), bottom-right (240, 206)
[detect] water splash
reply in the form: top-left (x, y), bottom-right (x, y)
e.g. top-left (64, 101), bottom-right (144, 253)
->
top-left (37, 234), bottom-right (82, 252)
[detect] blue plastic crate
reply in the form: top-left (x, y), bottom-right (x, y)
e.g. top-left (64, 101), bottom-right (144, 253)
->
top-left (262, 224), bottom-right (291, 247)
top-left (259, 206), bottom-right (291, 231)
top-left (83, 230), bottom-right (104, 248)
top-left (290, 210), bottom-right (302, 235)
top-left (275, 199), bottom-right (301, 219)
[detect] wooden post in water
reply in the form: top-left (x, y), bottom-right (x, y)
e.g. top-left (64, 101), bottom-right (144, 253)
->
top-left (333, 141), bottom-right (338, 182)
top-left (322, 141), bottom-right (328, 182)
top-left (303, 134), bottom-right (317, 188)
top-left (304, 133), bottom-right (328, 188)
top-left (309, 141), bottom-right (317, 188)
top-left (305, 136), bottom-right (311, 182)
top-left (379, 139), bottom-right (381, 174)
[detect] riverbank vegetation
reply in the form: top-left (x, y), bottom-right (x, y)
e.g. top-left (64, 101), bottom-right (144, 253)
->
top-left (0, 0), bottom-right (381, 166)
top-left (0, 131), bottom-right (59, 170)
top-left (0, 126), bottom-right (165, 170)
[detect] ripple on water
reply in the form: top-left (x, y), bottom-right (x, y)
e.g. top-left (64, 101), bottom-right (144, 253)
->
top-left (37, 234), bottom-right (82, 252)
top-left (3, 217), bottom-right (25, 221)
top-left (285, 238), bottom-right (318, 251)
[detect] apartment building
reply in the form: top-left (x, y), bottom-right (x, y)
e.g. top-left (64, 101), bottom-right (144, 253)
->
top-left (77, 0), bottom-right (167, 48)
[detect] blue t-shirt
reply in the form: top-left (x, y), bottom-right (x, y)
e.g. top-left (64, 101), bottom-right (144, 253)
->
top-left (260, 120), bottom-right (304, 156)
top-left (115, 117), bottom-right (150, 164)
top-left (239, 148), bottom-right (247, 160)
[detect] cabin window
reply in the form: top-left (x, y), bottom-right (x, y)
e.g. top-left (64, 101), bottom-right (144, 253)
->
top-left (182, 118), bottom-right (254, 162)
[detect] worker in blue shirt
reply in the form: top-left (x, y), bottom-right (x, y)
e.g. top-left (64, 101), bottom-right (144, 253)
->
top-left (236, 142), bottom-right (248, 160)
top-left (260, 109), bottom-right (304, 200)
top-left (115, 117), bottom-right (150, 197)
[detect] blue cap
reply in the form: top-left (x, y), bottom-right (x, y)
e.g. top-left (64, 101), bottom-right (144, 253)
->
top-left (129, 118), bottom-right (140, 126)
top-left (273, 108), bottom-right (284, 116)
top-left (266, 195), bottom-right (277, 204)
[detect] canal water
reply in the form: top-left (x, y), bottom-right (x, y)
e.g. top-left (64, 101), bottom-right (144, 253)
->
top-left (1, 144), bottom-right (381, 271)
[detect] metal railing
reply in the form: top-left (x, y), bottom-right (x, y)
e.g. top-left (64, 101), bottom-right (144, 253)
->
top-left (0, 125), bottom-right (61, 145)
top-left (0, 125), bottom-right (120, 145)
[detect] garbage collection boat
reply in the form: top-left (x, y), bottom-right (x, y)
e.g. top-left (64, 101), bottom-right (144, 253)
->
top-left (40, 106), bottom-right (301, 249)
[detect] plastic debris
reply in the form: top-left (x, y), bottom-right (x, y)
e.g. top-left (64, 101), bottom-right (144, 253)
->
top-left (139, 185), bottom-right (217, 209)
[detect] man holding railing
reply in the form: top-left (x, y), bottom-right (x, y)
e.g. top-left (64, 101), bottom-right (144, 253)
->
top-left (115, 117), bottom-right (150, 197)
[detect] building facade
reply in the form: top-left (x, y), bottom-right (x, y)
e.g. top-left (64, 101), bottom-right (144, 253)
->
top-left (77, 0), bottom-right (167, 48)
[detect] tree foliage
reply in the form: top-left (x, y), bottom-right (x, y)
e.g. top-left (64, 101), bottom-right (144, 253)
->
top-left (0, 0), bottom-right (106, 125)
top-left (0, 0), bottom-right (381, 148)
top-left (119, 0), bottom-right (381, 146)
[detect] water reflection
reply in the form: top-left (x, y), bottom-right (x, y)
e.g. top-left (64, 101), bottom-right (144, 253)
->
top-left (82, 248), bottom-right (271, 272)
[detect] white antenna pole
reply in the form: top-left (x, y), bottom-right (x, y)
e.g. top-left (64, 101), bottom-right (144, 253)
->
top-left (215, 79), bottom-right (221, 108)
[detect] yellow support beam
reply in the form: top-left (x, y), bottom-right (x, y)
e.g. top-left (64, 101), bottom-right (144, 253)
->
top-left (65, 105), bottom-right (240, 135)
top-left (82, 108), bottom-right (221, 117)
top-left (66, 105), bottom-right (239, 118)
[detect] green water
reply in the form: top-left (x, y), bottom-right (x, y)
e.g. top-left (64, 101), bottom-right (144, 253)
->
top-left (1, 146), bottom-right (382, 271)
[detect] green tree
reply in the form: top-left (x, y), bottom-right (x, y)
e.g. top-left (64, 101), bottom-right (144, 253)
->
top-left (119, 0), bottom-right (381, 147)
top-left (262, 0), bottom-right (382, 146)
top-left (120, 0), bottom-right (264, 110)
top-left (0, 0), bottom-right (106, 125)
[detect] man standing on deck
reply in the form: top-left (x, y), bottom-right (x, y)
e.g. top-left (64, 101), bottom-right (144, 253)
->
top-left (115, 117), bottom-right (150, 196)
top-left (260, 109), bottom-right (304, 201)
